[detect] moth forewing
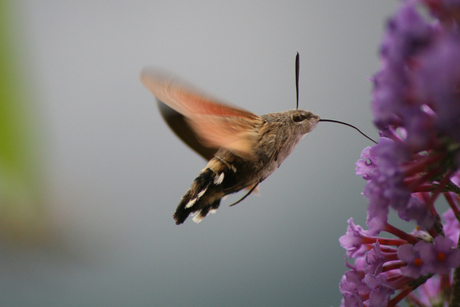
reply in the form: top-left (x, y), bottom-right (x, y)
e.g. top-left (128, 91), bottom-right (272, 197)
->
top-left (156, 100), bottom-right (218, 161)
top-left (181, 114), bottom-right (258, 160)
top-left (140, 67), bottom-right (263, 159)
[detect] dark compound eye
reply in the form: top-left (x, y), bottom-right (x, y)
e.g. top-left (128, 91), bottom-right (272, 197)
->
top-left (292, 113), bottom-right (308, 122)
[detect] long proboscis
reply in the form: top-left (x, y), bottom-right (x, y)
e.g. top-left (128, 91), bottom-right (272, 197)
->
top-left (319, 119), bottom-right (377, 144)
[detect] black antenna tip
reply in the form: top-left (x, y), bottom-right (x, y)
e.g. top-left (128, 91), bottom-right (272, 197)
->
top-left (295, 52), bottom-right (300, 110)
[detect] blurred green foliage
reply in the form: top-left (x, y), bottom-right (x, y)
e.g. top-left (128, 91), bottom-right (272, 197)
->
top-left (0, 1), bottom-right (48, 243)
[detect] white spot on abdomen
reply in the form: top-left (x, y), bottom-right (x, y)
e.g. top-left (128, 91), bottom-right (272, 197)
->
top-left (214, 173), bottom-right (224, 185)
top-left (197, 188), bottom-right (207, 199)
top-left (192, 213), bottom-right (204, 223)
top-left (185, 198), bottom-right (197, 209)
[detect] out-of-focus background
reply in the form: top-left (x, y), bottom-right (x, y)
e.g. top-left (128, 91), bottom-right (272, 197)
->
top-left (1, 1), bottom-right (398, 306)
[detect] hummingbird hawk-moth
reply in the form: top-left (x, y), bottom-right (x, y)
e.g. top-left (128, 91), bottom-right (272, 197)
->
top-left (140, 56), bottom-right (374, 225)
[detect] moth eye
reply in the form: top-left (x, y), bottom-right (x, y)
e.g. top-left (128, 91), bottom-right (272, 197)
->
top-left (292, 113), bottom-right (307, 122)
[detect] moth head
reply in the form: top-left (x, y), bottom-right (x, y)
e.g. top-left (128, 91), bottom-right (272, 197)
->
top-left (290, 110), bottom-right (320, 135)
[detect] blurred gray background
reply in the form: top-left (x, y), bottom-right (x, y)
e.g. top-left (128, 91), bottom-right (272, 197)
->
top-left (4, 1), bottom-right (397, 306)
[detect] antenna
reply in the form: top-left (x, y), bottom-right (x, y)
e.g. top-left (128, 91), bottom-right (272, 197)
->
top-left (295, 52), bottom-right (300, 110)
top-left (319, 119), bottom-right (377, 144)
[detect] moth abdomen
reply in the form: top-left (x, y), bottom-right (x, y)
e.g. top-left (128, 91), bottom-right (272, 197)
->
top-left (174, 167), bottom-right (225, 224)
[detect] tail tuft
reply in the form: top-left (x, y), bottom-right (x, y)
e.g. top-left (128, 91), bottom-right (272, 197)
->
top-left (173, 168), bottom-right (223, 224)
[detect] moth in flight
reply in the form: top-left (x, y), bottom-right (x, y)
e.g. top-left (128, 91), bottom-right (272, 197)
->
top-left (140, 55), bottom-right (374, 224)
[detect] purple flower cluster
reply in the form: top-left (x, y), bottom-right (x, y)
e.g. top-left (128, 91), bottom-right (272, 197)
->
top-left (340, 218), bottom-right (460, 306)
top-left (339, 1), bottom-right (460, 306)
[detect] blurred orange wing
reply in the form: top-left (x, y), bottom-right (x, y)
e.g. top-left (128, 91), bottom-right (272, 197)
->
top-left (140, 67), bottom-right (263, 159)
